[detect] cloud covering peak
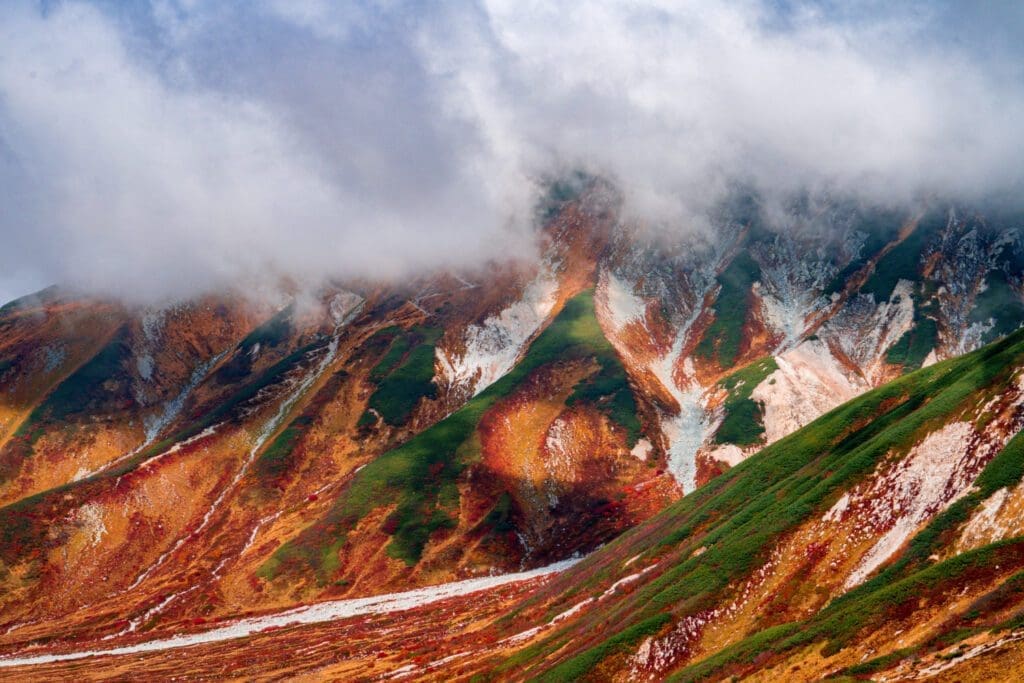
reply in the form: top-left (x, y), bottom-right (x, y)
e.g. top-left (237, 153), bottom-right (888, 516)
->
top-left (1, 0), bottom-right (1023, 302)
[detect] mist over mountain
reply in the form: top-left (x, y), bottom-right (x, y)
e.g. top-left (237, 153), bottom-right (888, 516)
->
top-left (2, 1), bottom-right (1024, 303)
top-left (8, 4), bottom-right (1024, 681)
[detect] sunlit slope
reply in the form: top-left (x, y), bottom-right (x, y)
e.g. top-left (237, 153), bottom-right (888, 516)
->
top-left (483, 326), bottom-right (1024, 681)
top-left (258, 290), bottom-right (673, 594)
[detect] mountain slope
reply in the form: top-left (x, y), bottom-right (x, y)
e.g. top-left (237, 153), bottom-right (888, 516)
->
top-left (2, 192), bottom-right (1024, 679)
top-left (6, 315), bottom-right (1024, 681)
top-left (256, 290), bottom-right (671, 595)
top-left (464, 326), bottom-right (1024, 681)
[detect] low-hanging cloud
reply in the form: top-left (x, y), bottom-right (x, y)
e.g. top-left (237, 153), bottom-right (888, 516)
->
top-left (1, 0), bottom-right (1023, 303)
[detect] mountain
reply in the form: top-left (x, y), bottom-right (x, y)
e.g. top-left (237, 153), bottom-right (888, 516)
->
top-left (1, 187), bottom-right (1024, 680)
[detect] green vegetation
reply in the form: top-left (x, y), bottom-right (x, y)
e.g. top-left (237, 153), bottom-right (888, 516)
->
top-left (363, 326), bottom-right (442, 426)
top-left (713, 357), bottom-right (778, 446)
top-left (695, 251), bottom-right (761, 369)
top-left (972, 269), bottom-right (1024, 342)
top-left (0, 336), bottom-right (334, 568)
top-left (368, 328), bottom-right (413, 381)
top-left (255, 416), bottom-right (311, 482)
top-left (105, 339), bottom-right (331, 482)
top-left (18, 327), bottom-right (132, 430)
top-left (3, 326), bottom-right (133, 486)
top-left (824, 209), bottom-right (904, 296)
top-left (533, 613), bottom-right (670, 682)
top-left (485, 492), bottom-right (516, 534)
top-left (887, 321), bottom-right (938, 370)
top-left (837, 648), bottom-right (918, 677)
top-left (886, 301), bottom-right (939, 372)
top-left (565, 323), bottom-right (643, 446)
top-left (260, 290), bottom-right (645, 577)
top-left (522, 326), bottom-right (1024, 680)
top-left (215, 304), bottom-right (295, 383)
top-left (859, 214), bottom-right (939, 301)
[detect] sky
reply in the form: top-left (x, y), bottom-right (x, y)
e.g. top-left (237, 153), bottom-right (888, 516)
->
top-left (2, 0), bottom-right (1024, 305)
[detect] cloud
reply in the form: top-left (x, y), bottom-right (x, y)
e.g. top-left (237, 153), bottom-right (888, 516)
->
top-left (1, 1), bottom-right (1023, 302)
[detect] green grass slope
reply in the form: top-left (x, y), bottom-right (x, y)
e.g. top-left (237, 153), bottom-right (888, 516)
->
top-left (259, 289), bottom-right (644, 579)
top-left (360, 325), bottom-right (442, 427)
top-left (713, 356), bottom-right (777, 446)
top-left (500, 325), bottom-right (1024, 681)
top-left (694, 251), bottom-right (761, 369)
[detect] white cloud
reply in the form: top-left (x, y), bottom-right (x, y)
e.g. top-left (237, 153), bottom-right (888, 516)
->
top-left (0, 1), bottom-right (1022, 301)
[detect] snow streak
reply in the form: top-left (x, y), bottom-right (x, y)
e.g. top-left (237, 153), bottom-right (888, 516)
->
top-left (0, 558), bottom-right (580, 668)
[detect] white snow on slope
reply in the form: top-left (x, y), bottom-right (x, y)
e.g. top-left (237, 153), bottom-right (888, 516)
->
top-left (119, 336), bottom-right (344, 629)
top-left (653, 353), bottom-right (711, 493)
top-left (826, 279), bottom-right (915, 383)
top-left (957, 487), bottom-right (1011, 551)
top-left (329, 291), bottom-right (364, 327)
top-left (501, 561), bottom-right (652, 646)
top-left (752, 233), bottom-right (837, 351)
top-left (757, 288), bottom-right (809, 350)
top-left (751, 339), bottom-right (867, 445)
top-left (840, 420), bottom-right (1006, 589)
top-left (703, 443), bottom-right (745, 467)
top-left (134, 308), bottom-right (166, 385)
top-left (437, 270), bottom-right (558, 397)
top-left (82, 351), bottom-right (227, 481)
top-left (630, 438), bottom-right (653, 461)
top-left (74, 503), bottom-right (108, 548)
top-left (601, 271), bottom-right (649, 331)
top-left (137, 424), bottom-right (220, 472)
top-left (143, 350), bottom-right (227, 446)
top-left (0, 558), bottom-right (580, 668)
top-left (596, 270), bottom-right (712, 493)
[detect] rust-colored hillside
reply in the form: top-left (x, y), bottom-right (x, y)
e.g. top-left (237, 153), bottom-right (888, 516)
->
top-left (2, 192), bottom-right (1024, 681)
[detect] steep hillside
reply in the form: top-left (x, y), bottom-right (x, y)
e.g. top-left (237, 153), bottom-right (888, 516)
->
top-left (2, 191), bottom-right (1024, 680)
top-left (453, 325), bottom-right (1024, 681)
top-left (7, 311), bottom-right (1024, 681)
top-left (0, 191), bottom-right (681, 654)
top-left (598, 202), bottom-right (1024, 492)
top-left (255, 290), bottom-right (673, 597)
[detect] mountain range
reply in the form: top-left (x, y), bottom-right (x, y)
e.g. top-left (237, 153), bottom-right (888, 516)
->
top-left (2, 185), bottom-right (1024, 680)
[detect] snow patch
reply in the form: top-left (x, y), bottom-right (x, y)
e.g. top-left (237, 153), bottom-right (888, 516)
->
top-left (844, 421), bottom-right (985, 588)
top-left (653, 351), bottom-right (712, 493)
top-left (601, 271), bottom-right (649, 331)
top-left (41, 344), bottom-right (66, 373)
top-left (142, 350), bottom-right (227, 446)
top-left (751, 340), bottom-right (866, 444)
top-left (958, 487), bottom-right (1012, 550)
top-left (630, 438), bottom-right (653, 461)
top-left (825, 279), bottom-right (916, 382)
top-left (74, 503), bottom-right (107, 548)
top-left (329, 291), bottom-right (364, 327)
top-left (136, 354), bottom-right (154, 382)
top-left (600, 566), bottom-right (654, 599)
top-left (823, 492), bottom-right (851, 523)
top-left (121, 335), bottom-right (342, 612)
top-left (85, 351), bottom-right (228, 481)
top-left (751, 235), bottom-right (836, 350)
top-left (0, 558), bottom-right (580, 668)
top-left (140, 424), bottom-right (220, 471)
top-left (704, 443), bottom-right (745, 467)
top-left (437, 270), bottom-right (558, 397)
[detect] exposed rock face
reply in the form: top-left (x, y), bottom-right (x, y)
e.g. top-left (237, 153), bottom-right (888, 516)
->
top-left (1, 193), bottom-right (1024, 679)
top-left (595, 203), bottom-right (1024, 483)
top-left (751, 338), bottom-right (867, 444)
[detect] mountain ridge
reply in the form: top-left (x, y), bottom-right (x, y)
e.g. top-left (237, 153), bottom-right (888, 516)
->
top-left (2, 193), bottom-right (1024, 680)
